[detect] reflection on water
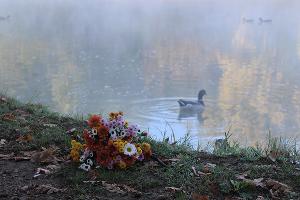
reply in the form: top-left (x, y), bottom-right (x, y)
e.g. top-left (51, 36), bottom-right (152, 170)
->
top-left (1, 0), bottom-right (300, 146)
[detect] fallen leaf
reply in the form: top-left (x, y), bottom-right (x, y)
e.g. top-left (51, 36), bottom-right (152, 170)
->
top-left (16, 134), bottom-right (33, 143)
top-left (31, 148), bottom-right (61, 164)
top-left (162, 158), bottom-right (180, 163)
top-left (165, 186), bottom-right (182, 192)
top-left (43, 123), bottom-right (57, 128)
top-left (46, 164), bottom-right (61, 171)
top-left (0, 153), bottom-right (14, 159)
top-left (203, 163), bottom-right (216, 173)
top-left (192, 166), bottom-right (212, 176)
top-left (268, 151), bottom-right (279, 162)
top-left (192, 193), bottom-right (209, 200)
top-left (34, 168), bottom-right (51, 178)
top-left (236, 173), bottom-right (265, 188)
top-left (235, 172), bottom-right (249, 180)
top-left (121, 185), bottom-right (142, 196)
top-left (252, 178), bottom-right (265, 188)
top-left (88, 169), bottom-right (99, 181)
top-left (66, 128), bottom-right (76, 134)
top-left (83, 181), bottom-right (142, 196)
top-left (192, 166), bottom-right (198, 176)
top-left (83, 180), bottom-right (101, 184)
top-left (101, 181), bottom-right (126, 194)
top-left (35, 184), bottom-right (65, 194)
top-left (0, 139), bottom-right (6, 146)
top-left (256, 196), bottom-right (265, 200)
top-left (20, 151), bottom-right (37, 157)
top-left (265, 178), bottom-right (291, 197)
top-left (33, 165), bottom-right (60, 178)
top-left (21, 185), bottom-right (29, 191)
top-left (0, 153), bottom-right (30, 161)
top-left (2, 113), bottom-right (16, 121)
top-left (0, 97), bottom-right (7, 102)
top-left (143, 160), bottom-right (160, 168)
top-left (13, 156), bottom-right (31, 161)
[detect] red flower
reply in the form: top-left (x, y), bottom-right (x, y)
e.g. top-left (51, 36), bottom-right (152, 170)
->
top-left (88, 115), bottom-right (101, 128)
top-left (97, 125), bottom-right (109, 137)
top-left (122, 155), bottom-right (136, 166)
top-left (83, 129), bottom-right (93, 145)
top-left (96, 125), bottom-right (109, 144)
top-left (96, 149), bottom-right (111, 167)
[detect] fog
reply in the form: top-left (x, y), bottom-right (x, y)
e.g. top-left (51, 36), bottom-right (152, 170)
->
top-left (1, 0), bottom-right (300, 146)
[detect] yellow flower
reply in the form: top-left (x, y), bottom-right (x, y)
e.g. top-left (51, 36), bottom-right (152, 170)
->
top-left (70, 150), bottom-right (80, 161)
top-left (73, 143), bottom-right (81, 150)
top-left (71, 140), bottom-right (77, 146)
top-left (118, 147), bottom-right (124, 153)
top-left (137, 147), bottom-right (142, 155)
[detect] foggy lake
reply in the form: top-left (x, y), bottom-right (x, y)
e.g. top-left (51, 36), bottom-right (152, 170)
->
top-left (1, 0), bottom-right (300, 147)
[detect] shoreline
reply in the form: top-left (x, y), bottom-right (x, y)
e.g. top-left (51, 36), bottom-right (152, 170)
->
top-left (0, 94), bottom-right (300, 199)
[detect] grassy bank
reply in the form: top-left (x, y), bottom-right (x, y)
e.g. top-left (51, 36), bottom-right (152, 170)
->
top-left (0, 94), bottom-right (300, 200)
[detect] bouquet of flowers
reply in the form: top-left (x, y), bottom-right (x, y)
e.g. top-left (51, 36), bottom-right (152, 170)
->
top-left (70, 112), bottom-right (152, 171)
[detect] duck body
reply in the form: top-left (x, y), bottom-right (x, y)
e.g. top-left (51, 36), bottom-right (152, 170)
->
top-left (177, 89), bottom-right (206, 110)
top-left (259, 17), bottom-right (272, 23)
top-left (242, 17), bottom-right (254, 23)
top-left (177, 99), bottom-right (204, 108)
top-left (0, 15), bottom-right (9, 21)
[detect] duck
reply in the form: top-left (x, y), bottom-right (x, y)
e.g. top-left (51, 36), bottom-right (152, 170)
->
top-left (242, 17), bottom-right (254, 23)
top-left (0, 15), bottom-right (9, 21)
top-left (177, 89), bottom-right (206, 110)
top-left (259, 17), bottom-right (272, 23)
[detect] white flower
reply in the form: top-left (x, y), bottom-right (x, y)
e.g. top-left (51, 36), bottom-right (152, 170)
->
top-left (109, 128), bottom-right (117, 140)
top-left (79, 155), bottom-right (86, 163)
top-left (79, 163), bottom-right (91, 171)
top-left (86, 159), bottom-right (94, 166)
top-left (116, 128), bottom-right (126, 138)
top-left (91, 128), bottom-right (97, 136)
top-left (123, 143), bottom-right (137, 156)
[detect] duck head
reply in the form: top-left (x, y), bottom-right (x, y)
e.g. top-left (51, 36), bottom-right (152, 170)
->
top-left (198, 89), bottom-right (206, 102)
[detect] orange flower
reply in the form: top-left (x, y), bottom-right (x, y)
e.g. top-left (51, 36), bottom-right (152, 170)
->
top-left (109, 112), bottom-right (123, 121)
top-left (142, 143), bottom-right (151, 153)
top-left (142, 143), bottom-right (152, 160)
top-left (88, 115), bottom-right (101, 128)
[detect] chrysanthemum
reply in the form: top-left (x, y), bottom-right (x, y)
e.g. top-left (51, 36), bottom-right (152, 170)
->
top-left (123, 143), bottom-right (137, 156)
top-left (142, 143), bottom-right (151, 153)
top-left (88, 115), bottom-right (101, 128)
top-left (70, 150), bottom-right (80, 161)
top-left (136, 147), bottom-right (142, 155)
top-left (71, 140), bottom-right (77, 146)
top-left (79, 163), bottom-right (91, 171)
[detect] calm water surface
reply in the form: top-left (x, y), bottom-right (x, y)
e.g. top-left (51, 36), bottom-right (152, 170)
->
top-left (1, 0), bottom-right (300, 147)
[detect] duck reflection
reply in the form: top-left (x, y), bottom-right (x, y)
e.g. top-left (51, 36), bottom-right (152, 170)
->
top-left (177, 107), bottom-right (207, 122)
